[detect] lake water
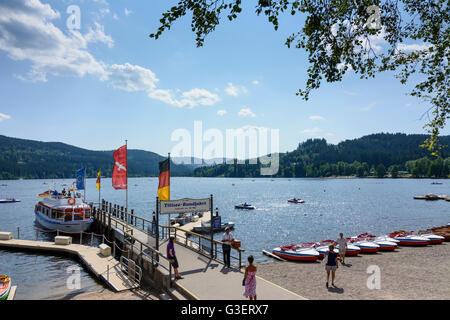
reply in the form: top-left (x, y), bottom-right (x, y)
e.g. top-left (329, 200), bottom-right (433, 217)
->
top-left (1, 177), bottom-right (449, 299)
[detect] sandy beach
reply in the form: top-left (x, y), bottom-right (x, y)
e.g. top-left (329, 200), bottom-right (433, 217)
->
top-left (257, 243), bottom-right (450, 300)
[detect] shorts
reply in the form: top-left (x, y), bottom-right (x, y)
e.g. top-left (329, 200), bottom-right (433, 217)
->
top-left (325, 265), bottom-right (337, 272)
top-left (339, 248), bottom-right (346, 255)
top-left (169, 256), bottom-right (179, 269)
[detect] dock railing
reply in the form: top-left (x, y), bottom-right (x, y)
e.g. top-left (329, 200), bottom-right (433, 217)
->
top-left (97, 200), bottom-right (245, 269)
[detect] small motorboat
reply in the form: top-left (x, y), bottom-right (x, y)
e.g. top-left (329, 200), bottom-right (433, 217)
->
top-left (272, 245), bottom-right (320, 262)
top-left (335, 243), bottom-right (361, 256)
top-left (315, 240), bottom-right (338, 259)
top-left (349, 237), bottom-right (380, 253)
top-left (358, 233), bottom-right (397, 251)
top-left (389, 232), bottom-right (430, 246)
top-left (418, 233), bottom-right (445, 244)
top-left (234, 203), bottom-right (255, 210)
top-left (192, 221), bottom-right (235, 233)
top-left (0, 275), bottom-right (11, 301)
top-left (0, 198), bottom-right (20, 204)
top-left (287, 198), bottom-right (305, 204)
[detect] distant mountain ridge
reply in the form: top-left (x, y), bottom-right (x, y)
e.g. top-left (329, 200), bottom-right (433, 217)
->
top-left (0, 135), bottom-right (193, 180)
top-left (193, 133), bottom-right (450, 178)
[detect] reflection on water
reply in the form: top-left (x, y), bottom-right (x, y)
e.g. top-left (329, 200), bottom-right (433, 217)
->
top-left (1, 177), bottom-right (449, 298)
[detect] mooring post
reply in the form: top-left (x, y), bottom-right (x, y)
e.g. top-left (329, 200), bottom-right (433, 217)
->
top-left (131, 209), bottom-right (134, 225)
top-left (109, 202), bottom-right (112, 215)
top-left (121, 206), bottom-right (124, 221)
top-left (17, 227), bottom-right (19, 239)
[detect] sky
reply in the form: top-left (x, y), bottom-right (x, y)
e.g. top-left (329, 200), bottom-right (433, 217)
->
top-left (0, 0), bottom-right (445, 159)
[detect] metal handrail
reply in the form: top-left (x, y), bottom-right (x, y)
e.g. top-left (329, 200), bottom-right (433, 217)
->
top-left (120, 256), bottom-right (142, 286)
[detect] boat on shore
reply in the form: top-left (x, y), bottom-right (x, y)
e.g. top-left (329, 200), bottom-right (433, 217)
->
top-left (272, 245), bottom-right (319, 262)
top-left (0, 275), bottom-right (11, 301)
top-left (315, 240), bottom-right (338, 259)
top-left (234, 203), bottom-right (255, 210)
top-left (170, 212), bottom-right (201, 226)
top-left (389, 232), bottom-right (430, 246)
top-left (34, 190), bottom-right (93, 234)
top-left (0, 198), bottom-right (20, 204)
top-left (349, 236), bottom-right (380, 253)
top-left (356, 233), bottom-right (397, 251)
top-left (419, 233), bottom-right (445, 244)
top-left (335, 243), bottom-right (361, 256)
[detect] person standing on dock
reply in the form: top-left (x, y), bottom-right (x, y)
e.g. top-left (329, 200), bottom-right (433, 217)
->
top-left (243, 255), bottom-right (257, 300)
top-left (222, 227), bottom-right (234, 268)
top-left (167, 236), bottom-right (184, 280)
top-left (336, 233), bottom-right (347, 264)
top-left (324, 244), bottom-right (339, 288)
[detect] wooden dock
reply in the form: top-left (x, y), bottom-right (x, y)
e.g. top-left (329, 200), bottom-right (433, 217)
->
top-left (0, 238), bottom-right (139, 292)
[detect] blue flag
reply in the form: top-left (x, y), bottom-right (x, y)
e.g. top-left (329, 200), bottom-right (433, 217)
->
top-left (76, 168), bottom-right (85, 190)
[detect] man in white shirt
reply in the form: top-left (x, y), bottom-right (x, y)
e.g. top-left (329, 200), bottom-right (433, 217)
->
top-left (336, 233), bottom-right (347, 264)
top-left (222, 227), bottom-right (234, 268)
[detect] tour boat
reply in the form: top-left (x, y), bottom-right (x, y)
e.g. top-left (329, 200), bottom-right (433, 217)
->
top-left (418, 233), bottom-right (445, 244)
top-left (335, 243), bottom-right (361, 256)
top-left (0, 275), bottom-right (11, 301)
top-left (287, 198), bottom-right (305, 204)
top-left (389, 232), bottom-right (430, 246)
top-left (234, 203), bottom-right (256, 210)
top-left (272, 245), bottom-right (320, 262)
top-left (0, 198), bottom-right (20, 204)
top-left (34, 192), bottom-right (93, 234)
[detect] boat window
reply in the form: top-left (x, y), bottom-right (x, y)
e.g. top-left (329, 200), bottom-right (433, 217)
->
top-left (84, 209), bottom-right (90, 218)
top-left (64, 213), bottom-right (72, 222)
top-left (74, 211), bottom-right (83, 221)
top-left (56, 210), bottom-right (64, 220)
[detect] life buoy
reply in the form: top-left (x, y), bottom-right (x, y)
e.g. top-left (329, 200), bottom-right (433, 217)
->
top-left (68, 198), bottom-right (75, 205)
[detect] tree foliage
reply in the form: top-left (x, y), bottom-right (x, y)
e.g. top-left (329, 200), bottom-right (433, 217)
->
top-left (150, 0), bottom-right (449, 154)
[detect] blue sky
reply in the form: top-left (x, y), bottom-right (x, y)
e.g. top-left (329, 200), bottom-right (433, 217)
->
top-left (0, 0), bottom-right (444, 157)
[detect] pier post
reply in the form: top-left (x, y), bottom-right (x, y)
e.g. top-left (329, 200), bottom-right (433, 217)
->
top-left (113, 204), bottom-right (116, 217)
top-left (121, 206), bottom-right (124, 221)
top-left (109, 202), bottom-right (112, 215)
top-left (108, 213), bottom-right (111, 233)
top-left (91, 232), bottom-right (94, 247)
top-left (35, 229), bottom-right (38, 241)
top-left (131, 209), bottom-right (134, 225)
top-left (113, 240), bottom-right (116, 257)
top-left (17, 227), bottom-right (19, 239)
top-left (102, 199), bottom-right (105, 211)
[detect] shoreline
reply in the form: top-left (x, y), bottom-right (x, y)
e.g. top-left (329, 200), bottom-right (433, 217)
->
top-left (257, 243), bottom-right (450, 300)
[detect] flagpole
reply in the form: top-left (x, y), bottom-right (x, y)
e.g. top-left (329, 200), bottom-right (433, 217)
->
top-left (84, 167), bottom-right (86, 202)
top-left (98, 169), bottom-right (101, 206)
top-left (126, 140), bottom-right (128, 211)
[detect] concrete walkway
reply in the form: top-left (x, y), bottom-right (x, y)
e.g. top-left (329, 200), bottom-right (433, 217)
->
top-left (0, 239), bottom-right (139, 292)
top-left (111, 215), bottom-right (306, 300)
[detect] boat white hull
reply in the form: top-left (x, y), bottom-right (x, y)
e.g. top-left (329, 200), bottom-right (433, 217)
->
top-left (336, 244), bottom-right (360, 256)
top-left (272, 247), bottom-right (319, 261)
top-left (35, 210), bottom-right (93, 234)
top-left (352, 241), bottom-right (380, 253)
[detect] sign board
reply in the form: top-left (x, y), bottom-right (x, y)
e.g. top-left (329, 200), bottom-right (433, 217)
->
top-left (159, 198), bottom-right (211, 215)
top-left (213, 216), bottom-right (221, 229)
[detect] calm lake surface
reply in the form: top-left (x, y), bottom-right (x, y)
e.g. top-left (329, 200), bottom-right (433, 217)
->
top-left (1, 177), bottom-right (449, 299)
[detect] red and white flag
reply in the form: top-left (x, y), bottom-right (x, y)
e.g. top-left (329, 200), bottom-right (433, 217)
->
top-left (112, 145), bottom-right (127, 190)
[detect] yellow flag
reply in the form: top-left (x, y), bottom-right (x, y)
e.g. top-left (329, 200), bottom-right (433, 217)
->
top-left (96, 170), bottom-right (101, 191)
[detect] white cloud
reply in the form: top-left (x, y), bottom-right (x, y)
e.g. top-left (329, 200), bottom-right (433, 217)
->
top-left (252, 80), bottom-right (260, 85)
top-left (225, 82), bottom-right (247, 97)
top-left (85, 22), bottom-right (114, 48)
top-left (148, 88), bottom-right (220, 108)
top-left (0, 0), bottom-right (220, 109)
top-left (0, 0), bottom-right (106, 82)
top-left (0, 113), bottom-right (11, 122)
top-left (217, 110), bottom-right (227, 116)
top-left (360, 102), bottom-right (376, 112)
top-left (113, 13), bottom-right (119, 20)
top-left (342, 90), bottom-right (358, 96)
top-left (309, 115), bottom-right (325, 121)
top-left (124, 8), bottom-right (132, 16)
top-left (397, 43), bottom-right (431, 52)
top-left (238, 108), bottom-right (256, 118)
top-left (105, 63), bottom-right (159, 92)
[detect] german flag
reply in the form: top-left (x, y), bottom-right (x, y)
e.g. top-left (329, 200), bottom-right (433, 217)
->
top-left (158, 158), bottom-right (170, 200)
